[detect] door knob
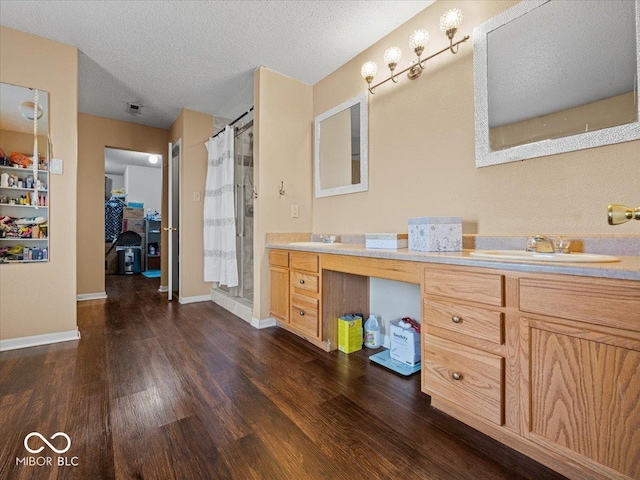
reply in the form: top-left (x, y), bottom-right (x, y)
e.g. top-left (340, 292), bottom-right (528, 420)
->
top-left (163, 227), bottom-right (178, 232)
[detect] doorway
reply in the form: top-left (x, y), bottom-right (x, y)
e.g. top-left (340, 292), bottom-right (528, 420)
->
top-left (167, 140), bottom-right (181, 301)
top-left (104, 148), bottom-right (162, 279)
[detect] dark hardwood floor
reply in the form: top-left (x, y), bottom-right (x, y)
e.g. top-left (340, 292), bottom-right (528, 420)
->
top-left (0, 274), bottom-right (567, 480)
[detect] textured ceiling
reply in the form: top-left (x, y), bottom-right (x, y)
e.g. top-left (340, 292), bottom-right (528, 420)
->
top-left (0, 0), bottom-right (433, 129)
top-left (487, 0), bottom-right (637, 127)
top-left (105, 148), bottom-right (161, 176)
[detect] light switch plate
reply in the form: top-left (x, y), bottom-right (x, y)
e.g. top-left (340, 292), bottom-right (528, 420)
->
top-left (50, 158), bottom-right (63, 175)
top-left (291, 204), bottom-right (299, 218)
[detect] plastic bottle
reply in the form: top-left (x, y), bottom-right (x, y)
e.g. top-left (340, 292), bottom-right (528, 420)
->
top-left (364, 315), bottom-right (381, 348)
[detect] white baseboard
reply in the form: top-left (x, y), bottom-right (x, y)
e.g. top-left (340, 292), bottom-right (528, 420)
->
top-left (251, 317), bottom-right (276, 329)
top-left (0, 329), bottom-right (81, 352)
top-left (158, 285), bottom-right (169, 293)
top-left (210, 289), bottom-right (252, 323)
top-left (76, 292), bottom-right (107, 302)
top-left (178, 294), bottom-right (212, 304)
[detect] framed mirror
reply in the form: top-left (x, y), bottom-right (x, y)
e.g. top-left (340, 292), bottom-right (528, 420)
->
top-left (314, 91), bottom-right (368, 198)
top-left (474, 0), bottom-right (640, 167)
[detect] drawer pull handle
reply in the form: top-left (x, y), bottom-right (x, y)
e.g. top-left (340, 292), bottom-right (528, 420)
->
top-left (452, 316), bottom-right (461, 324)
top-left (452, 372), bottom-right (463, 381)
top-left (299, 311), bottom-right (305, 316)
top-left (300, 279), bottom-right (305, 284)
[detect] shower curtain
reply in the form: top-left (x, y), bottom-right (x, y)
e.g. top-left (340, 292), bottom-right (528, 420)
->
top-left (203, 126), bottom-right (238, 287)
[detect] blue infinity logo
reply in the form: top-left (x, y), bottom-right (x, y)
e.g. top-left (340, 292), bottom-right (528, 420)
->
top-left (24, 432), bottom-right (71, 454)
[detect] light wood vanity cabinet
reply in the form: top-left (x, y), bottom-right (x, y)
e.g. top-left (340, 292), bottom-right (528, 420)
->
top-left (422, 265), bottom-right (506, 426)
top-left (519, 275), bottom-right (640, 480)
top-left (269, 249), bottom-right (322, 340)
top-left (423, 263), bottom-right (640, 480)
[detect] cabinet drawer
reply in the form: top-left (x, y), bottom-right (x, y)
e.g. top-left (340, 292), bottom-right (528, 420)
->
top-left (290, 252), bottom-right (319, 273)
top-left (269, 249), bottom-right (289, 268)
top-left (291, 271), bottom-right (318, 294)
top-left (520, 276), bottom-right (640, 330)
top-left (424, 267), bottom-right (504, 307)
top-left (424, 298), bottom-right (503, 345)
top-left (422, 335), bottom-right (503, 425)
top-left (290, 293), bottom-right (319, 338)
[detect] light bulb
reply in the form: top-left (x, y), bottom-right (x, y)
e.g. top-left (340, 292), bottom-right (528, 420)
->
top-left (440, 8), bottom-right (463, 35)
top-left (410, 29), bottom-right (430, 54)
top-left (361, 61), bottom-right (378, 82)
top-left (384, 47), bottom-right (402, 69)
top-left (148, 155), bottom-right (159, 164)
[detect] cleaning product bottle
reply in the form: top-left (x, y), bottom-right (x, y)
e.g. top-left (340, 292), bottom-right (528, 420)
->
top-left (364, 315), bottom-right (380, 349)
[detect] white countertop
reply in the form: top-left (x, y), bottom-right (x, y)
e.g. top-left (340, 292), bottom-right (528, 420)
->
top-left (266, 242), bottom-right (640, 281)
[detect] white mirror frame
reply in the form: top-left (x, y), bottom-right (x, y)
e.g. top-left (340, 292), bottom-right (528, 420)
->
top-left (474, 0), bottom-right (640, 168)
top-left (314, 91), bottom-right (368, 198)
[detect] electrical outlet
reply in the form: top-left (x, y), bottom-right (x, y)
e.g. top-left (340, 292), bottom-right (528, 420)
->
top-left (291, 204), bottom-right (299, 218)
top-left (193, 191), bottom-right (201, 202)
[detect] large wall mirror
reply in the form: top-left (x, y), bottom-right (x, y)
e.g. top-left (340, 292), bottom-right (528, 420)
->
top-left (474, 0), bottom-right (640, 167)
top-left (0, 83), bottom-right (50, 263)
top-left (314, 91), bottom-right (368, 198)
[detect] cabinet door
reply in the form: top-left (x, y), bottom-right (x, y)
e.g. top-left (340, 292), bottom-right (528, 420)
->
top-left (523, 317), bottom-right (640, 479)
top-left (269, 267), bottom-right (289, 323)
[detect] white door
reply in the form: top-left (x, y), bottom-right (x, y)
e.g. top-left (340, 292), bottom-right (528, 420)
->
top-left (166, 140), bottom-right (181, 301)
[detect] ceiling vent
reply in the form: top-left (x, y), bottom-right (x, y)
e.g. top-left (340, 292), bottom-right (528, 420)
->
top-left (126, 102), bottom-right (143, 115)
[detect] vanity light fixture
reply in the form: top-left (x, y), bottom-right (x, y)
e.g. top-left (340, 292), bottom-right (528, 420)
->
top-left (148, 154), bottom-right (159, 165)
top-left (361, 8), bottom-right (469, 94)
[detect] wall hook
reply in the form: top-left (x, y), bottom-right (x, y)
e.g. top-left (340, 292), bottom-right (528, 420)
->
top-left (279, 181), bottom-right (285, 196)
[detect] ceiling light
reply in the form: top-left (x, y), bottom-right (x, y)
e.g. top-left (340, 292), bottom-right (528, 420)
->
top-left (148, 155), bottom-right (159, 164)
top-left (361, 7), bottom-right (469, 94)
top-left (19, 101), bottom-right (43, 121)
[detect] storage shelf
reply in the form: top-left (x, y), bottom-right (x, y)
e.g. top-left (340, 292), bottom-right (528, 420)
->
top-left (0, 238), bottom-right (48, 241)
top-left (0, 259), bottom-right (48, 264)
top-left (0, 186), bottom-right (48, 192)
top-left (0, 204), bottom-right (48, 209)
top-left (0, 165), bottom-right (48, 175)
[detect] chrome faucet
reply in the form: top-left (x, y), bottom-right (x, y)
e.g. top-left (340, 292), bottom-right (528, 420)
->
top-left (526, 235), bottom-right (571, 253)
top-left (526, 235), bottom-right (555, 253)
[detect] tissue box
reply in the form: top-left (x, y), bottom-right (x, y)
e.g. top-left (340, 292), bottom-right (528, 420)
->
top-left (408, 216), bottom-right (462, 252)
top-left (365, 233), bottom-right (408, 249)
top-left (338, 314), bottom-right (363, 354)
top-left (390, 319), bottom-right (421, 366)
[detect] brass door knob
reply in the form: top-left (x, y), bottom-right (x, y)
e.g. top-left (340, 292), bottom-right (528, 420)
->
top-left (452, 372), bottom-right (462, 381)
top-left (163, 227), bottom-right (178, 232)
top-left (608, 204), bottom-right (640, 225)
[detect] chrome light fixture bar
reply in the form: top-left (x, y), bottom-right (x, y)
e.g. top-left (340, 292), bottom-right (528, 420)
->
top-left (361, 8), bottom-right (469, 94)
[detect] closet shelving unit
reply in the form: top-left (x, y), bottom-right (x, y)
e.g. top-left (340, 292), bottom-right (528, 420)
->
top-left (0, 164), bottom-right (50, 263)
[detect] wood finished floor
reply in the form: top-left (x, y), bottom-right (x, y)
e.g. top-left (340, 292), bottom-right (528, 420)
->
top-left (0, 274), bottom-right (567, 480)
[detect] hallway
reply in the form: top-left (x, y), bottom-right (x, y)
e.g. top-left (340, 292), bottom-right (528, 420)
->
top-left (0, 275), bottom-right (565, 479)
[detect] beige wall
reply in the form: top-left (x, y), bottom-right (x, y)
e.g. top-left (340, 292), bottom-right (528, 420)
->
top-left (312, 0), bottom-right (640, 236)
top-left (167, 109), bottom-right (214, 299)
top-left (254, 67), bottom-right (314, 319)
top-left (77, 113), bottom-right (168, 295)
top-left (0, 26), bottom-right (78, 340)
top-left (490, 91), bottom-right (638, 151)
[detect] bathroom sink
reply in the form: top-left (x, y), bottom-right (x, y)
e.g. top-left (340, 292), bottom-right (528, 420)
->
top-left (469, 250), bottom-right (620, 263)
top-left (288, 241), bottom-right (342, 246)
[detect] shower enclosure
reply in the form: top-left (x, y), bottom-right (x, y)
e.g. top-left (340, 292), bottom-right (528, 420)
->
top-left (218, 116), bottom-right (254, 302)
